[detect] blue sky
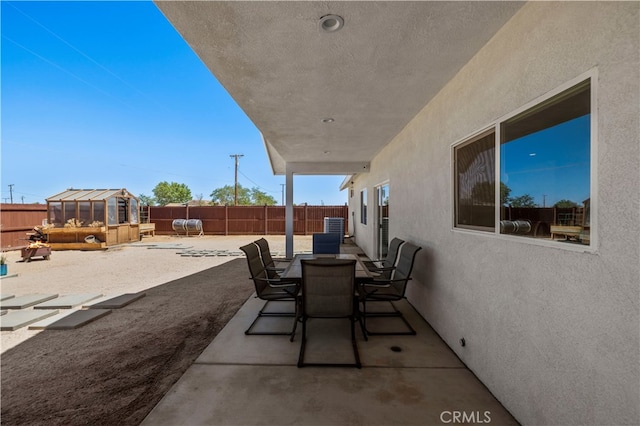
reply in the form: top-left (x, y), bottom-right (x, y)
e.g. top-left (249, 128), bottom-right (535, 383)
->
top-left (1, 1), bottom-right (348, 206)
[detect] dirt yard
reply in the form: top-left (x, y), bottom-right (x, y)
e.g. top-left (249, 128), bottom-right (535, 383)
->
top-left (0, 235), bottom-right (311, 425)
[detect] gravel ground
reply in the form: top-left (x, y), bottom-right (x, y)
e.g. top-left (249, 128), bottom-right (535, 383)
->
top-left (1, 235), bottom-right (312, 352)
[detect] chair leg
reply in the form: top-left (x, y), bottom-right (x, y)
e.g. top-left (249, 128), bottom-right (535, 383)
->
top-left (358, 298), bottom-right (368, 341)
top-left (297, 317), bottom-right (307, 367)
top-left (297, 317), bottom-right (362, 368)
top-left (245, 300), bottom-right (297, 336)
top-left (290, 296), bottom-right (302, 342)
top-left (351, 316), bottom-right (362, 369)
top-left (361, 300), bottom-right (417, 336)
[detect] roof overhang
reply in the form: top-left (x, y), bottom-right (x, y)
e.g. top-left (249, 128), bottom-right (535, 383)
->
top-left (154, 1), bottom-right (524, 176)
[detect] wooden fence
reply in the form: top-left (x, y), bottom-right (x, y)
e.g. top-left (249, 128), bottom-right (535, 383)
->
top-left (0, 204), bottom-right (47, 250)
top-left (147, 205), bottom-right (348, 235)
top-left (1, 204), bottom-right (348, 250)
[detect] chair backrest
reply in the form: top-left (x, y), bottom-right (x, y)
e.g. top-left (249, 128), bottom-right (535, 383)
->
top-left (239, 242), bottom-right (269, 295)
top-left (379, 237), bottom-right (405, 278)
top-left (389, 242), bottom-right (422, 296)
top-left (312, 233), bottom-right (341, 254)
top-left (254, 238), bottom-right (278, 278)
top-left (301, 259), bottom-right (356, 317)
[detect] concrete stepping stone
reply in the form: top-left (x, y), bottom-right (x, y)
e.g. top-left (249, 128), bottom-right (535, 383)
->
top-left (34, 293), bottom-right (103, 309)
top-left (82, 294), bottom-right (122, 308)
top-left (0, 294), bottom-right (58, 310)
top-left (1, 309), bottom-right (59, 331)
top-left (149, 244), bottom-right (192, 250)
top-left (28, 309), bottom-right (79, 329)
top-left (42, 309), bottom-right (112, 330)
top-left (0, 273), bottom-right (19, 280)
top-left (0, 295), bottom-right (15, 301)
top-left (87, 293), bottom-right (145, 309)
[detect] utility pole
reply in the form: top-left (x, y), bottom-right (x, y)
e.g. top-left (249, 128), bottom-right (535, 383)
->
top-left (542, 194), bottom-right (547, 208)
top-left (229, 154), bottom-right (244, 206)
top-left (280, 184), bottom-right (285, 206)
top-left (8, 184), bottom-right (14, 204)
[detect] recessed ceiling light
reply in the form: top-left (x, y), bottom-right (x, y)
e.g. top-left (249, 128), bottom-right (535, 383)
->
top-left (319, 14), bottom-right (344, 33)
top-left (322, 118), bottom-right (335, 123)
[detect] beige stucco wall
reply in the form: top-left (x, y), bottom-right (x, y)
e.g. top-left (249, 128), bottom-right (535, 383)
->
top-left (351, 2), bottom-right (639, 424)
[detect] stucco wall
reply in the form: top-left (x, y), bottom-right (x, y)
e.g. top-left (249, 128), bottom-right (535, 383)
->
top-left (352, 2), bottom-right (639, 424)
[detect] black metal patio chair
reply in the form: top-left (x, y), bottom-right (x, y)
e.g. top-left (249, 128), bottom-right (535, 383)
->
top-left (240, 242), bottom-right (299, 336)
top-left (358, 242), bottom-right (422, 336)
top-left (254, 238), bottom-right (289, 279)
top-left (296, 258), bottom-right (361, 368)
top-left (363, 237), bottom-right (405, 279)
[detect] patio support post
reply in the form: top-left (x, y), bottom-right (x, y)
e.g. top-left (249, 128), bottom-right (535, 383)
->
top-left (285, 165), bottom-right (294, 259)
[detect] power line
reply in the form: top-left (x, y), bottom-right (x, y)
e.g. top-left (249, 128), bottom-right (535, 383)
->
top-left (237, 168), bottom-right (279, 194)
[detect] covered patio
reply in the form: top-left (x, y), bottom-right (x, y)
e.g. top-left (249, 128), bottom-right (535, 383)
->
top-left (142, 267), bottom-right (517, 425)
top-left (150, 2), bottom-right (640, 425)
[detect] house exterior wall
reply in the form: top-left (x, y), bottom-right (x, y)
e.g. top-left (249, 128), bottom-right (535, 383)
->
top-left (351, 2), bottom-right (639, 424)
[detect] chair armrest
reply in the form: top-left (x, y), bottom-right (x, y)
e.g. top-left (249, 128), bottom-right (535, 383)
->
top-left (253, 277), bottom-right (299, 288)
top-left (361, 277), bottom-right (412, 287)
top-left (368, 265), bottom-right (395, 272)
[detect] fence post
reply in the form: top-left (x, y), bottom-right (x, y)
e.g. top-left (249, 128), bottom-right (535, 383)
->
top-left (264, 205), bottom-right (268, 235)
top-left (304, 204), bottom-right (308, 235)
top-left (225, 205), bottom-right (228, 236)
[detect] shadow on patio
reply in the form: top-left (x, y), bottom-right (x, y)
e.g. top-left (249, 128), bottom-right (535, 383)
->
top-left (142, 243), bottom-right (519, 426)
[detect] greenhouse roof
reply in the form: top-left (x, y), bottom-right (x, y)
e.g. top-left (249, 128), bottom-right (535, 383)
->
top-left (46, 189), bottom-right (136, 202)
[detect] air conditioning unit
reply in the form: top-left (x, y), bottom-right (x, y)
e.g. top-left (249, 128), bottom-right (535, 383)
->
top-left (323, 217), bottom-right (344, 243)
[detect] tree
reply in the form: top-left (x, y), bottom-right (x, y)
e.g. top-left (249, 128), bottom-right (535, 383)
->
top-left (510, 194), bottom-right (536, 208)
top-left (468, 181), bottom-right (513, 206)
top-left (500, 182), bottom-right (511, 206)
top-left (193, 193), bottom-right (209, 206)
top-left (250, 188), bottom-right (277, 206)
top-left (470, 181), bottom-right (494, 205)
top-left (138, 194), bottom-right (156, 206)
top-left (210, 184), bottom-right (277, 205)
top-left (554, 199), bottom-right (579, 208)
top-left (211, 184), bottom-right (250, 205)
top-left (152, 181), bottom-right (192, 206)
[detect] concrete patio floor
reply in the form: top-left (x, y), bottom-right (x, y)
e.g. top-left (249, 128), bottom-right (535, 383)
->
top-left (142, 294), bottom-right (519, 425)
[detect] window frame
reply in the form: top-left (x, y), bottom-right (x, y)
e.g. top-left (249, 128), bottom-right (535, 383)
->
top-left (360, 189), bottom-right (368, 225)
top-left (451, 69), bottom-right (598, 252)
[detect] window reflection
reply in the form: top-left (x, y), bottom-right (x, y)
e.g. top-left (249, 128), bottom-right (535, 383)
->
top-left (500, 80), bottom-right (590, 244)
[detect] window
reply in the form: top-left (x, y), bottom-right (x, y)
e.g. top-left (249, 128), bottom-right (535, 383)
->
top-left (93, 202), bottom-right (105, 225)
top-left (117, 197), bottom-right (129, 224)
top-left (130, 198), bottom-right (139, 224)
top-left (360, 189), bottom-right (367, 225)
top-left (49, 202), bottom-right (62, 226)
top-left (454, 77), bottom-right (593, 246)
top-left (63, 202), bottom-right (76, 225)
top-left (78, 202), bottom-right (91, 225)
top-left (107, 198), bottom-right (117, 225)
top-left (454, 130), bottom-right (496, 231)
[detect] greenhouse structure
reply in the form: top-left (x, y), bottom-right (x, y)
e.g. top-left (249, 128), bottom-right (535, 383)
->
top-left (44, 189), bottom-right (140, 250)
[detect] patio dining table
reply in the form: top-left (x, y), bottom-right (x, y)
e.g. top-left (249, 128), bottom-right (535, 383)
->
top-left (280, 253), bottom-right (375, 282)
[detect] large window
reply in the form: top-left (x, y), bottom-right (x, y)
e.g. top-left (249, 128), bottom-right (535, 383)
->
top-left (454, 77), bottom-right (593, 247)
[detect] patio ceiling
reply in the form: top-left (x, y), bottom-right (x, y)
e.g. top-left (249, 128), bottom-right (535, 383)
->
top-left (154, 1), bottom-right (524, 175)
